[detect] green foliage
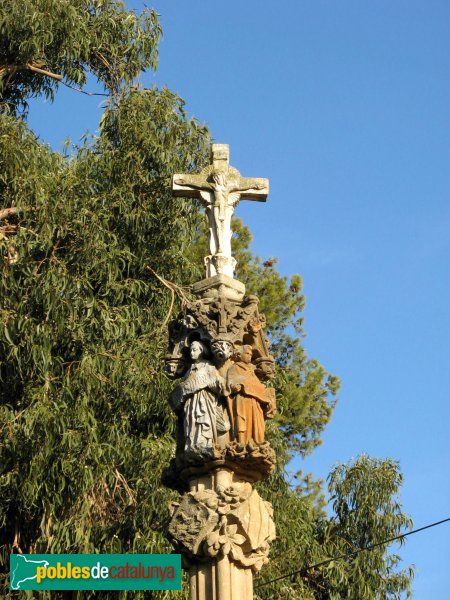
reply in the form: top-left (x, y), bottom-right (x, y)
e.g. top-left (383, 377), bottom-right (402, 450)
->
top-left (255, 456), bottom-right (414, 599)
top-left (0, 0), bottom-right (161, 112)
top-left (320, 456), bottom-right (414, 599)
top-left (0, 2), bottom-right (413, 598)
top-left (0, 88), bottom-right (209, 597)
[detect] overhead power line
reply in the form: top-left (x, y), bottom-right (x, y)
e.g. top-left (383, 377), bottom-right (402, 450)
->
top-left (255, 517), bottom-right (450, 589)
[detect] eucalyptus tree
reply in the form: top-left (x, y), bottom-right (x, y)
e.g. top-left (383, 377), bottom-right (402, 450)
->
top-left (0, 2), bottom-right (413, 598)
top-left (0, 0), bottom-right (161, 112)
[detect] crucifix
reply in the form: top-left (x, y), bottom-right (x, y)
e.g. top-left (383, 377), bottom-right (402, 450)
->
top-left (172, 144), bottom-right (269, 278)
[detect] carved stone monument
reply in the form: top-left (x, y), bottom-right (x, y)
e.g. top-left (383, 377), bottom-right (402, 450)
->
top-left (164, 145), bottom-right (275, 600)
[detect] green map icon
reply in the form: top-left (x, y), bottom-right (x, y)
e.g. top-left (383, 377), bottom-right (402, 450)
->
top-left (10, 555), bottom-right (50, 590)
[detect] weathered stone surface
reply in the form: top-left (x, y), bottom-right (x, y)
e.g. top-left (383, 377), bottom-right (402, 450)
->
top-left (164, 286), bottom-right (277, 487)
top-left (169, 340), bottom-right (229, 461)
top-left (168, 482), bottom-right (275, 573)
top-left (162, 438), bottom-right (276, 493)
top-left (172, 144), bottom-right (268, 278)
top-left (192, 274), bottom-right (245, 302)
top-left (168, 490), bottom-right (220, 555)
top-left (164, 292), bottom-right (276, 384)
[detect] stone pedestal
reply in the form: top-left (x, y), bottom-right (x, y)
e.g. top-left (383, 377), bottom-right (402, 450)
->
top-left (192, 274), bottom-right (245, 302)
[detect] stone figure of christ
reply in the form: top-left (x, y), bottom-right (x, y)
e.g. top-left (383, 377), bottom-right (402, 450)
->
top-left (173, 170), bottom-right (266, 259)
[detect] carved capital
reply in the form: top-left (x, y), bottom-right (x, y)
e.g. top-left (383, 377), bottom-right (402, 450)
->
top-left (168, 484), bottom-right (275, 572)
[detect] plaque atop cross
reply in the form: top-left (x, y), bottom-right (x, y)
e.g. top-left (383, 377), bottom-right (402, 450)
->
top-left (172, 144), bottom-right (269, 278)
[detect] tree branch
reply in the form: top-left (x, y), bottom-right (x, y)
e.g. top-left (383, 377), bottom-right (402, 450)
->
top-left (26, 63), bottom-right (63, 81)
top-left (0, 224), bottom-right (19, 234)
top-left (0, 62), bottom-right (63, 82)
top-left (0, 207), bottom-right (19, 221)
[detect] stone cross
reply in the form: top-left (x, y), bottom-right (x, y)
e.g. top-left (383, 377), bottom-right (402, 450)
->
top-left (172, 144), bottom-right (269, 278)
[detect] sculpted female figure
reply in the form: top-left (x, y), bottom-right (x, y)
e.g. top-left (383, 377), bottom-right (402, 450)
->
top-left (226, 345), bottom-right (273, 445)
top-left (170, 340), bottom-right (228, 458)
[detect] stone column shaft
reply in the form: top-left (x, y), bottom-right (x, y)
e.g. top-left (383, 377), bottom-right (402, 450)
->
top-left (189, 556), bottom-right (252, 600)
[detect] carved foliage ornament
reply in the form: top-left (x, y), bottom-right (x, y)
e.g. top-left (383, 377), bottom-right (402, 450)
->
top-left (168, 483), bottom-right (275, 572)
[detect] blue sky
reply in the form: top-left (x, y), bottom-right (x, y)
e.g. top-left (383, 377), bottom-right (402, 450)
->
top-left (27, 1), bottom-right (449, 596)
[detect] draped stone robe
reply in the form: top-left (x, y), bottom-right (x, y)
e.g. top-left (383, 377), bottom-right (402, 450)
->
top-left (226, 360), bottom-right (270, 444)
top-left (172, 360), bottom-right (227, 456)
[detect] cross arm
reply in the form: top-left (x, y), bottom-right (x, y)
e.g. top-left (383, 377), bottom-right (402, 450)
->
top-left (235, 177), bottom-right (269, 201)
top-left (172, 173), bottom-right (212, 198)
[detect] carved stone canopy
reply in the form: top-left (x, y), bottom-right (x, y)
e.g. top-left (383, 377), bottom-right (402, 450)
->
top-left (165, 279), bottom-right (275, 383)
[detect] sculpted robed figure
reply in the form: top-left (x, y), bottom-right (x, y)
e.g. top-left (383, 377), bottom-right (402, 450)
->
top-left (227, 345), bottom-right (274, 444)
top-left (169, 340), bottom-right (228, 458)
